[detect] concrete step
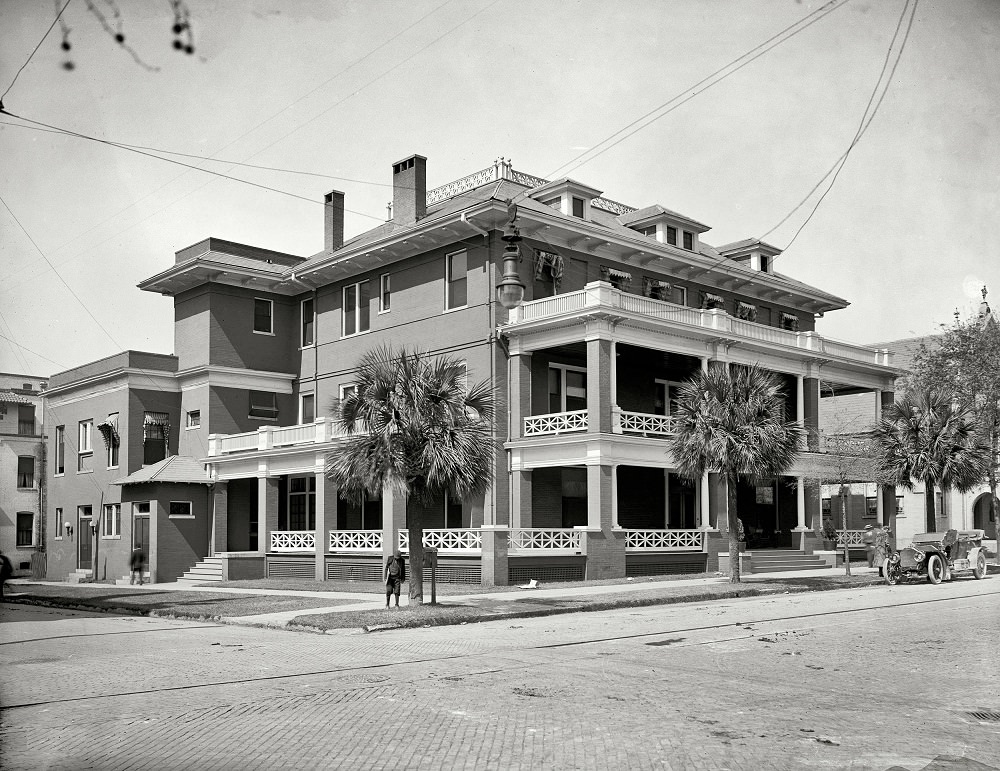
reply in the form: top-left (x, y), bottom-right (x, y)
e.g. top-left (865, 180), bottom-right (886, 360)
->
top-left (64, 570), bottom-right (92, 584)
top-left (178, 559), bottom-right (225, 583)
top-left (751, 562), bottom-right (831, 573)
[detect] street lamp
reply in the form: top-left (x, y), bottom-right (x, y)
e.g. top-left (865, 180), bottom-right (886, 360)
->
top-left (496, 219), bottom-right (526, 310)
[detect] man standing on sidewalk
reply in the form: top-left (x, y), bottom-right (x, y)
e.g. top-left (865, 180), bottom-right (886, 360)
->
top-left (129, 546), bottom-right (146, 585)
top-left (385, 550), bottom-right (405, 608)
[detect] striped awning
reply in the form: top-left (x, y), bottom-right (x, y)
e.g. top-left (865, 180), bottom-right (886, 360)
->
top-left (143, 412), bottom-right (170, 441)
top-left (97, 413), bottom-right (120, 448)
top-left (533, 250), bottom-right (565, 286)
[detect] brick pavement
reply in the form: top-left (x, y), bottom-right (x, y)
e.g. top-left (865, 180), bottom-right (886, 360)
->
top-left (2, 581), bottom-right (999, 769)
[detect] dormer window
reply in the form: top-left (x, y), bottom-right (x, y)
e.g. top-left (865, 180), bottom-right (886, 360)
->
top-left (636, 225), bottom-right (657, 238)
top-left (683, 231), bottom-right (694, 250)
top-left (666, 226), bottom-right (677, 246)
top-left (541, 196), bottom-right (560, 210)
top-left (760, 255), bottom-right (771, 273)
top-left (572, 197), bottom-right (584, 218)
top-left (529, 178), bottom-right (602, 222)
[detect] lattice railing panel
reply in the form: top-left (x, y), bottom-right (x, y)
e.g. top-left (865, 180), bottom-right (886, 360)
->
top-left (625, 529), bottom-right (704, 551)
top-left (524, 410), bottom-right (588, 436)
top-left (270, 531), bottom-right (316, 551)
top-left (509, 529), bottom-right (582, 551)
top-left (836, 529), bottom-right (866, 547)
top-left (329, 530), bottom-right (383, 551)
top-left (398, 529), bottom-right (482, 552)
top-left (618, 411), bottom-right (675, 436)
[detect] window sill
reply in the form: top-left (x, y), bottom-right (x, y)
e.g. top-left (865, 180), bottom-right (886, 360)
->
top-left (169, 515), bottom-right (196, 520)
top-left (101, 535), bottom-right (122, 540)
top-left (341, 329), bottom-right (371, 339)
top-left (377, 309), bottom-right (391, 316)
top-left (54, 536), bottom-right (63, 541)
top-left (54, 473), bottom-right (65, 478)
top-left (443, 305), bottom-right (468, 314)
top-left (298, 343), bottom-right (315, 351)
top-left (16, 487), bottom-right (36, 491)
top-left (252, 329), bottom-right (275, 336)
top-left (77, 470), bottom-right (94, 475)
top-left (185, 425), bottom-right (201, 431)
top-left (108, 465), bottom-right (120, 471)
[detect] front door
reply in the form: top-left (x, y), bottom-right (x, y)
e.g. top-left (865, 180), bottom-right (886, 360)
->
top-left (79, 517), bottom-right (93, 570)
top-left (133, 515), bottom-right (150, 553)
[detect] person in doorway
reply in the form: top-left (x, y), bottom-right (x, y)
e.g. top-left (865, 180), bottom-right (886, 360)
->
top-left (129, 546), bottom-right (146, 585)
top-left (384, 550), bottom-right (405, 608)
top-left (0, 549), bottom-right (12, 599)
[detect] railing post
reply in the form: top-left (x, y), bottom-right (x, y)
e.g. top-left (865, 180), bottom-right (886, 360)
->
top-left (480, 525), bottom-right (509, 586)
top-left (314, 417), bottom-right (329, 444)
top-left (208, 434), bottom-right (218, 456)
top-left (257, 426), bottom-right (272, 451)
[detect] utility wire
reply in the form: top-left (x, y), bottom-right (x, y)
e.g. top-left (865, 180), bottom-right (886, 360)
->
top-left (0, 0), bottom-right (74, 104)
top-left (774, 0), bottom-right (917, 252)
top-left (0, 109), bottom-right (388, 223)
top-left (0, 330), bottom-right (66, 370)
top-left (0, 120), bottom-right (391, 186)
top-left (540, 0), bottom-right (851, 184)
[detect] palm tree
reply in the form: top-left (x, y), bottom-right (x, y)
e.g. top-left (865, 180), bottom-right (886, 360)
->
top-left (669, 364), bottom-right (805, 583)
top-left (325, 346), bottom-right (495, 604)
top-left (872, 389), bottom-right (989, 532)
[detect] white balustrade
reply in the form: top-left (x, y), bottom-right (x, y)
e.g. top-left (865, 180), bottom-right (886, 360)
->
top-left (214, 431), bottom-right (258, 454)
top-left (209, 418), bottom-right (349, 456)
top-left (524, 410), bottom-right (588, 437)
top-left (270, 530), bottom-right (316, 552)
top-left (271, 423), bottom-right (316, 447)
top-left (509, 528), bottom-right (582, 552)
top-left (835, 529), bottom-right (866, 547)
top-left (508, 283), bottom-right (891, 369)
top-left (397, 529), bottom-right (483, 552)
top-left (329, 530), bottom-right (383, 551)
top-left (618, 411), bottom-right (675, 436)
top-left (625, 529), bottom-right (705, 551)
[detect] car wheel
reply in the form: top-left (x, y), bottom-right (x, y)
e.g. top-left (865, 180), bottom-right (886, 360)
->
top-left (926, 554), bottom-right (944, 584)
top-left (884, 559), bottom-right (901, 586)
top-left (973, 551), bottom-right (987, 580)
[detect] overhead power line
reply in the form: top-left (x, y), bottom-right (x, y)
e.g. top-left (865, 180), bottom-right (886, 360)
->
top-left (0, 0), bottom-right (74, 104)
top-left (766, 0), bottom-right (918, 251)
top-left (540, 0), bottom-right (852, 183)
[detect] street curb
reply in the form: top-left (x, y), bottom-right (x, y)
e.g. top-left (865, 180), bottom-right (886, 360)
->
top-left (313, 578), bottom-right (886, 633)
top-left (2, 576), bottom-right (887, 633)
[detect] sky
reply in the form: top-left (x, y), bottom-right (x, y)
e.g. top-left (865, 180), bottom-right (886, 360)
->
top-left (1, 0), bottom-right (997, 378)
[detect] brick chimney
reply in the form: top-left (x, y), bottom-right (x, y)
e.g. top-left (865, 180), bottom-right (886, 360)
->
top-left (324, 190), bottom-right (345, 252)
top-left (392, 154), bottom-right (426, 225)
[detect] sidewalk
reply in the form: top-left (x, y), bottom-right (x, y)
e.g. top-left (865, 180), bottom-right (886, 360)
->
top-left (5, 567), bottom-right (884, 631)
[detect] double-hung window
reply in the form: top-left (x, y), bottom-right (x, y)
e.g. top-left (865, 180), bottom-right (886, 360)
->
top-left (253, 299), bottom-right (273, 334)
top-left (18, 405), bottom-right (35, 435)
top-left (16, 512), bottom-right (34, 547)
top-left (249, 391), bottom-right (279, 420)
top-left (445, 250), bottom-right (467, 310)
top-left (665, 226), bottom-right (677, 246)
top-left (55, 425), bottom-right (65, 475)
top-left (548, 365), bottom-right (587, 413)
top-left (289, 476), bottom-right (317, 531)
top-left (343, 280), bottom-right (371, 336)
top-left (683, 231), bottom-right (694, 250)
top-left (78, 419), bottom-right (93, 472)
top-left (300, 393), bottom-right (315, 424)
top-left (102, 503), bottom-right (121, 538)
top-left (379, 274), bottom-right (391, 313)
top-left (301, 298), bottom-right (314, 347)
top-left (16, 456), bottom-right (34, 488)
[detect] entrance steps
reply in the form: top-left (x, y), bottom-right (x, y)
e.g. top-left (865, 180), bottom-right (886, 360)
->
top-left (64, 569), bottom-right (92, 583)
top-left (176, 557), bottom-right (224, 584)
top-left (750, 550), bottom-right (830, 574)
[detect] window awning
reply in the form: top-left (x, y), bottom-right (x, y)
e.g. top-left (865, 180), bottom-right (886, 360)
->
top-left (705, 293), bottom-right (724, 304)
top-left (97, 413), bottom-right (120, 448)
top-left (143, 412), bottom-right (170, 441)
top-left (533, 250), bottom-right (565, 284)
top-left (607, 268), bottom-right (631, 280)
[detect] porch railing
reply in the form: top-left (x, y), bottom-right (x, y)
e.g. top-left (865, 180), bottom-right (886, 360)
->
top-left (210, 417), bottom-right (345, 456)
top-left (329, 530), bottom-right (383, 551)
top-left (614, 410), bottom-right (675, 436)
top-left (398, 529), bottom-right (483, 553)
top-left (625, 529), bottom-right (705, 551)
top-left (524, 410), bottom-right (588, 437)
top-left (508, 283), bottom-right (893, 368)
top-left (509, 528), bottom-right (582, 552)
top-left (270, 531), bottom-right (316, 552)
top-left (835, 529), bottom-right (866, 547)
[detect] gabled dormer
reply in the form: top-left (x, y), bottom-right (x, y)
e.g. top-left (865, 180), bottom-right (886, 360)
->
top-left (618, 205), bottom-right (710, 253)
top-left (716, 238), bottom-right (782, 274)
top-left (529, 178), bottom-right (604, 222)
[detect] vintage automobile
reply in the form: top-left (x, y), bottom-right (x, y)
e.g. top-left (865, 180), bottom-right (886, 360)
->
top-left (883, 529), bottom-right (988, 585)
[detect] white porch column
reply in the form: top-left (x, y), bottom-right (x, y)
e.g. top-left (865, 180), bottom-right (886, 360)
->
top-left (700, 356), bottom-right (709, 373)
top-left (699, 472), bottom-right (712, 530)
top-left (257, 477), bottom-right (268, 554)
top-left (314, 471), bottom-right (333, 581)
top-left (796, 375), bottom-right (805, 427)
top-left (610, 340), bottom-right (618, 407)
top-left (795, 476), bottom-right (807, 531)
top-left (611, 463), bottom-right (619, 528)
